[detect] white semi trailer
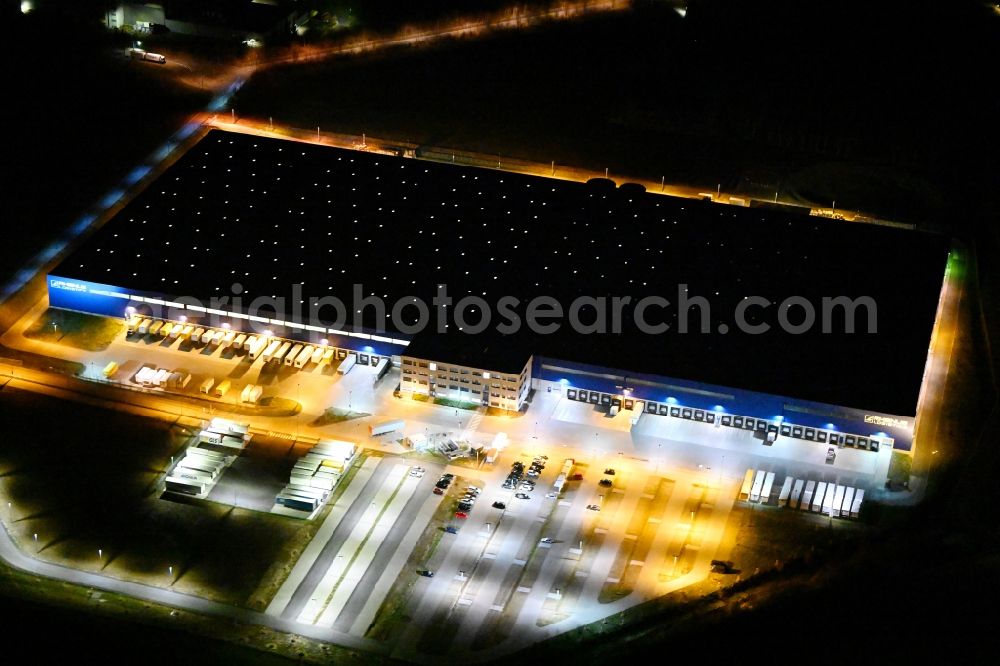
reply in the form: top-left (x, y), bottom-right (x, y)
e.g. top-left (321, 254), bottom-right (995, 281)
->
top-left (284, 344), bottom-right (303, 366)
top-left (337, 353), bottom-right (356, 374)
top-left (749, 470), bottom-right (765, 502)
top-left (272, 341), bottom-right (292, 364)
top-left (294, 345), bottom-right (314, 368)
top-left (800, 480), bottom-right (815, 511)
top-left (738, 469), bottom-right (754, 501)
top-left (851, 489), bottom-right (864, 518)
top-left (778, 477), bottom-right (792, 507)
top-left (841, 487), bottom-right (855, 518)
top-left (790, 479), bottom-right (804, 509)
top-left (369, 419), bottom-right (404, 437)
top-left (761, 472), bottom-right (775, 504)
top-left (812, 482), bottom-right (827, 512)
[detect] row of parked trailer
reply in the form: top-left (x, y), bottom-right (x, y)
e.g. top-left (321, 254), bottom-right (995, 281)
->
top-left (739, 469), bottom-right (863, 519)
top-left (134, 365), bottom-right (192, 389)
top-left (275, 439), bottom-right (358, 514)
top-left (165, 446), bottom-right (231, 496)
top-left (197, 418), bottom-right (252, 450)
top-left (127, 316), bottom-right (349, 371)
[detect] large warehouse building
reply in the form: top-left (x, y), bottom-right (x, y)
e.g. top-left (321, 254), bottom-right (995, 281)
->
top-left (48, 129), bottom-right (949, 451)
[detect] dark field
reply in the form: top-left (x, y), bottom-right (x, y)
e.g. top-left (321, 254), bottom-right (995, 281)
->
top-left (234, 1), bottom-right (999, 227)
top-left (0, 388), bottom-right (305, 606)
top-left (2, 11), bottom-right (210, 285)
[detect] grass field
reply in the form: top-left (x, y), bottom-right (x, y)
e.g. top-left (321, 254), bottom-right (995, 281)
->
top-left (0, 388), bottom-right (311, 607)
top-left (24, 308), bottom-right (124, 352)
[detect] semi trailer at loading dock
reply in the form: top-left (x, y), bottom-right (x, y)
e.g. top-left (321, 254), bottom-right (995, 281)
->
top-left (294, 345), bottom-right (314, 368)
top-left (801, 480), bottom-right (816, 511)
top-left (761, 471), bottom-right (775, 504)
top-left (285, 344), bottom-right (303, 366)
top-left (272, 341), bottom-right (291, 364)
top-left (790, 478), bottom-right (804, 508)
top-left (337, 353), bottom-right (356, 374)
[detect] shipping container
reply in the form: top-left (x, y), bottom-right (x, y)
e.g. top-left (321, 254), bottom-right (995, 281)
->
top-left (761, 472), bottom-right (775, 504)
top-left (272, 341), bottom-right (292, 364)
top-left (259, 339), bottom-right (281, 361)
top-left (166, 477), bottom-right (204, 495)
top-left (278, 496), bottom-right (317, 512)
top-left (749, 470), bottom-right (766, 502)
top-left (790, 478), bottom-right (805, 509)
top-left (842, 487), bottom-right (855, 518)
top-left (738, 468), bottom-right (755, 501)
top-left (823, 484), bottom-right (838, 515)
top-left (801, 480), bottom-right (816, 511)
top-left (831, 485), bottom-right (845, 517)
top-left (812, 482), bottom-right (827, 512)
top-left (152, 368), bottom-right (169, 386)
top-left (369, 419), bottom-right (405, 436)
top-left (176, 461), bottom-right (219, 480)
top-left (199, 430), bottom-right (223, 445)
top-left (850, 489), bottom-right (864, 518)
top-left (778, 477), bottom-right (792, 506)
top-left (294, 345), bottom-right (314, 368)
top-left (210, 418), bottom-right (249, 435)
top-left (246, 385), bottom-right (263, 404)
top-left (186, 447), bottom-right (226, 462)
top-left (284, 344), bottom-right (303, 366)
top-left (337, 353), bottom-right (357, 374)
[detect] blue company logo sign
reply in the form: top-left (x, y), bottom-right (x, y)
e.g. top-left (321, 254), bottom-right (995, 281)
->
top-left (50, 279), bottom-right (88, 292)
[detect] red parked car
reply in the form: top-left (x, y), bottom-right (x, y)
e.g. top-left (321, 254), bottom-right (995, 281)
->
top-left (455, 511), bottom-right (468, 519)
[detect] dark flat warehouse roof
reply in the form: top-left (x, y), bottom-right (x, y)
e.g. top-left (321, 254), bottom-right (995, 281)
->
top-left (52, 129), bottom-right (948, 415)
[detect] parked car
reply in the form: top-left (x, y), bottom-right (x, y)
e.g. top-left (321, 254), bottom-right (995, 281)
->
top-left (540, 537), bottom-right (554, 543)
top-left (445, 526), bottom-right (458, 534)
top-left (515, 493), bottom-right (530, 499)
top-left (455, 512), bottom-right (468, 519)
top-left (433, 487), bottom-right (444, 495)
top-left (410, 467), bottom-right (425, 478)
top-left (599, 479), bottom-right (613, 487)
top-left (604, 468), bottom-right (616, 475)
top-left (418, 570), bottom-right (435, 578)
top-left (571, 473), bottom-right (583, 481)
top-left (825, 447), bottom-right (836, 464)
top-left (492, 501), bottom-right (506, 510)
top-left (586, 504), bottom-right (601, 511)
